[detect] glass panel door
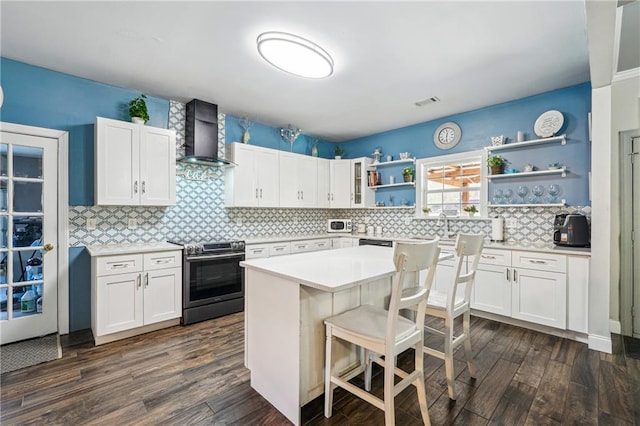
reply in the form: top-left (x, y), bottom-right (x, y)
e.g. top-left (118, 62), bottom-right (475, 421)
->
top-left (0, 132), bottom-right (57, 344)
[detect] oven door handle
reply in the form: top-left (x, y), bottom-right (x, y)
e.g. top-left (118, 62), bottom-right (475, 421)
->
top-left (186, 253), bottom-right (245, 262)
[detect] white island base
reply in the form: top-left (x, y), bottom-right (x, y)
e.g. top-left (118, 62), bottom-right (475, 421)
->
top-left (242, 246), bottom-right (398, 425)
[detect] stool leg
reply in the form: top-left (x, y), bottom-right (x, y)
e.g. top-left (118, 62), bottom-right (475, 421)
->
top-left (463, 311), bottom-right (476, 378)
top-left (324, 331), bottom-right (336, 418)
top-left (383, 352), bottom-right (395, 426)
top-left (364, 349), bottom-right (372, 391)
top-left (444, 316), bottom-right (457, 400)
top-left (414, 341), bottom-right (431, 425)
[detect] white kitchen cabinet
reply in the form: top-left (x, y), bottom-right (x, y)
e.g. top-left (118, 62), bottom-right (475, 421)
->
top-left (317, 158), bottom-right (331, 208)
top-left (95, 117), bottom-right (176, 206)
top-left (433, 246), bottom-right (458, 293)
top-left (331, 237), bottom-right (355, 249)
top-left (91, 249), bottom-right (182, 345)
top-left (279, 152), bottom-right (318, 208)
top-left (269, 242), bottom-right (292, 257)
top-left (225, 143), bottom-right (279, 207)
top-left (350, 157), bottom-right (375, 208)
top-left (567, 256), bottom-right (589, 333)
top-left (512, 267), bottom-right (566, 329)
top-left (472, 249), bottom-right (512, 316)
top-left (330, 160), bottom-right (351, 208)
top-left (245, 244), bottom-right (269, 259)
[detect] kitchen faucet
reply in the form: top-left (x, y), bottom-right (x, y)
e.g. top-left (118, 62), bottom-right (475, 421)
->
top-left (438, 212), bottom-right (452, 239)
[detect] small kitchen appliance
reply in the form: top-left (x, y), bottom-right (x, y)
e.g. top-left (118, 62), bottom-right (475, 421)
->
top-left (327, 219), bottom-right (352, 233)
top-left (553, 213), bottom-right (590, 247)
top-left (168, 239), bottom-right (245, 325)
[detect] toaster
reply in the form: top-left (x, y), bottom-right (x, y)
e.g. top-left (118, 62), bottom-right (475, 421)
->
top-left (553, 213), bottom-right (590, 247)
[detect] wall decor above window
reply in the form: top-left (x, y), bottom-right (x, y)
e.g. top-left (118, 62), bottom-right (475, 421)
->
top-left (433, 122), bottom-right (462, 150)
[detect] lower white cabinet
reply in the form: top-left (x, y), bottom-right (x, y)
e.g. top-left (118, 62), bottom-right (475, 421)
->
top-left (472, 249), bottom-right (571, 330)
top-left (331, 237), bottom-right (355, 249)
top-left (246, 238), bottom-right (334, 259)
top-left (91, 249), bottom-right (182, 345)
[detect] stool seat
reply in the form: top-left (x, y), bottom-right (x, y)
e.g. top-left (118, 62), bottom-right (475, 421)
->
top-left (427, 290), bottom-right (465, 310)
top-left (325, 304), bottom-right (418, 344)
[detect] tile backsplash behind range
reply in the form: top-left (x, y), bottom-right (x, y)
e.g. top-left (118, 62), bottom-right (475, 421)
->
top-left (69, 101), bottom-right (589, 247)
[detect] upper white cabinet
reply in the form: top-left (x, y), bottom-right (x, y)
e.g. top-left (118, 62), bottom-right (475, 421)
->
top-left (329, 160), bottom-right (351, 208)
top-left (317, 158), bottom-right (331, 208)
top-left (225, 143), bottom-right (279, 207)
top-left (279, 152), bottom-right (318, 208)
top-left (95, 117), bottom-right (176, 206)
top-left (351, 157), bottom-right (375, 208)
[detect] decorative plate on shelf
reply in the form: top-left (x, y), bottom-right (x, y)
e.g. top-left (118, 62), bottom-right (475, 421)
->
top-left (534, 110), bottom-right (564, 138)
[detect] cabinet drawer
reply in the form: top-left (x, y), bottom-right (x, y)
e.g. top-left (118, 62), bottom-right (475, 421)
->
top-left (476, 248), bottom-right (511, 267)
top-left (310, 239), bottom-right (331, 251)
top-left (512, 251), bottom-right (566, 273)
top-left (246, 244), bottom-right (269, 259)
top-left (96, 254), bottom-right (143, 276)
top-left (143, 251), bottom-right (182, 271)
top-left (269, 242), bottom-right (291, 257)
top-left (291, 241), bottom-right (311, 253)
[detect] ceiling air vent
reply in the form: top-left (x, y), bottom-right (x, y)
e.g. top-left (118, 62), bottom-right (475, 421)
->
top-left (414, 96), bottom-right (440, 107)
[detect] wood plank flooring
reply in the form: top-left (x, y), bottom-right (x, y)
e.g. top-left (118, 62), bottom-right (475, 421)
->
top-left (1, 313), bottom-right (639, 425)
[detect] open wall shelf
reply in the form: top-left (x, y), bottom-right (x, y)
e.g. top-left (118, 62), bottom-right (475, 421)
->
top-left (486, 134), bottom-right (566, 152)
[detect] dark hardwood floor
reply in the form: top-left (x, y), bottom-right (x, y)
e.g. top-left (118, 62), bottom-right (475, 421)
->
top-left (1, 313), bottom-right (639, 425)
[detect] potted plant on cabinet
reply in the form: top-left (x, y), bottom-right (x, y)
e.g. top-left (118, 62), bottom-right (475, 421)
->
top-left (334, 145), bottom-right (345, 159)
top-left (128, 94), bottom-right (150, 124)
top-left (463, 205), bottom-right (478, 217)
top-left (402, 167), bottom-right (414, 182)
top-left (487, 155), bottom-right (507, 175)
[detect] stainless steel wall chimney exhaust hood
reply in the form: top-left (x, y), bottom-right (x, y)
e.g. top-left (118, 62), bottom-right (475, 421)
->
top-left (179, 99), bottom-right (234, 166)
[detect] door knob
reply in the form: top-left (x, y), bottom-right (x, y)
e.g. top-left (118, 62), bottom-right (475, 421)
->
top-left (43, 243), bottom-right (54, 252)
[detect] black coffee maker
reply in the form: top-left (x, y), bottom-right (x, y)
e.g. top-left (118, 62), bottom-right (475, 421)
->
top-left (553, 213), bottom-right (590, 247)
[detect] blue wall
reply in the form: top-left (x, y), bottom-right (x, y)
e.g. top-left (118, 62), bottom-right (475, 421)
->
top-left (342, 83), bottom-right (592, 206)
top-left (1, 58), bottom-right (170, 206)
top-left (225, 115), bottom-right (335, 158)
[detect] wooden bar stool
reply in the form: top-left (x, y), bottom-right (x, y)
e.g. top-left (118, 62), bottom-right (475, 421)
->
top-left (423, 233), bottom-right (484, 400)
top-left (324, 240), bottom-right (440, 425)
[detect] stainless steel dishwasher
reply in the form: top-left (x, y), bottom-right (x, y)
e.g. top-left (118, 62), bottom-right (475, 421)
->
top-left (358, 238), bottom-right (393, 247)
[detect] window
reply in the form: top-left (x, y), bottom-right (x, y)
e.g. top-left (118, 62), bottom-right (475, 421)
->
top-left (416, 150), bottom-right (487, 218)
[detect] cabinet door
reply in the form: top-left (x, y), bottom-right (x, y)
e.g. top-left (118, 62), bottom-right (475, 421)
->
top-left (512, 268), bottom-right (566, 329)
top-left (291, 241), bottom-right (311, 253)
top-left (245, 244), bottom-right (269, 259)
top-left (269, 242), bottom-right (291, 257)
top-left (225, 143), bottom-right (258, 207)
top-left (143, 267), bottom-right (182, 325)
top-left (330, 160), bottom-right (351, 208)
top-left (96, 272), bottom-right (143, 335)
top-left (256, 149), bottom-right (280, 207)
top-left (472, 264), bottom-right (511, 316)
top-left (95, 117), bottom-right (140, 205)
top-left (317, 158), bottom-right (331, 208)
top-left (139, 126), bottom-right (176, 206)
top-left (279, 152), bottom-right (299, 207)
top-left (298, 156), bottom-right (318, 207)
top-left (567, 256), bottom-right (589, 333)
top-left (433, 248), bottom-right (458, 293)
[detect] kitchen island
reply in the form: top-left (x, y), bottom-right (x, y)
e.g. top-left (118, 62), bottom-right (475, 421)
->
top-left (240, 245), bottom-right (449, 425)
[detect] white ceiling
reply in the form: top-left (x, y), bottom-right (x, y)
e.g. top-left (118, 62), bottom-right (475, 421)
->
top-left (0, 1), bottom-right (591, 141)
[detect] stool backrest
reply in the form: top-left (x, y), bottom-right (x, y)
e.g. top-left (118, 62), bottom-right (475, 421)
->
top-left (447, 233), bottom-right (485, 313)
top-left (387, 240), bottom-right (441, 345)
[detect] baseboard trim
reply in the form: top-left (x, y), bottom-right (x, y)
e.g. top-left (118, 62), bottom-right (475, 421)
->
top-left (93, 318), bottom-right (181, 346)
top-left (609, 319), bottom-right (621, 334)
top-left (588, 334), bottom-right (612, 353)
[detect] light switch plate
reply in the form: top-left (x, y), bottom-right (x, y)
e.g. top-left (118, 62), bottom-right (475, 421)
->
top-left (404, 216), bottom-right (412, 225)
top-left (86, 218), bottom-right (96, 230)
top-left (505, 218), bottom-right (518, 229)
top-left (128, 218), bottom-right (137, 229)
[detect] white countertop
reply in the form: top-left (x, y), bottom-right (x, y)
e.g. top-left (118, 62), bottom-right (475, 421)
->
top-left (241, 245), bottom-right (452, 292)
top-left (244, 233), bottom-right (590, 256)
top-left (86, 241), bottom-right (182, 256)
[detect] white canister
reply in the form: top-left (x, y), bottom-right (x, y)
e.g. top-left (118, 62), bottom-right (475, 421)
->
top-left (491, 217), bottom-right (504, 242)
top-left (375, 225), bottom-right (383, 235)
top-left (389, 176), bottom-right (395, 184)
top-left (367, 225), bottom-right (374, 235)
top-left (517, 131), bottom-right (525, 142)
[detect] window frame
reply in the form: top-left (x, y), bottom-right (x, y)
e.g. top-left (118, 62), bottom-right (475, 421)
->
top-left (415, 150), bottom-right (487, 219)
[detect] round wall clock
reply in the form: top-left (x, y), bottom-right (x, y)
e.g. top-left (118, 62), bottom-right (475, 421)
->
top-left (433, 122), bottom-right (462, 150)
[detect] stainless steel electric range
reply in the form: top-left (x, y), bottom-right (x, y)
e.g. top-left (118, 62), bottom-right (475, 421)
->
top-left (168, 239), bottom-right (245, 325)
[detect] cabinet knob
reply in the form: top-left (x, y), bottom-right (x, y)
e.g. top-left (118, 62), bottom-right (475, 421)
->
top-left (43, 243), bottom-right (54, 252)
top-left (134, 181), bottom-right (138, 194)
top-left (141, 181), bottom-right (146, 194)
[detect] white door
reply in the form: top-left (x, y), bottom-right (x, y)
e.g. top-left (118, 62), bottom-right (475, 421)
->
top-left (143, 268), bottom-right (181, 325)
top-left (278, 152), bottom-right (299, 207)
top-left (330, 160), bottom-right (351, 207)
top-left (230, 143), bottom-right (259, 207)
top-left (632, 137), bottom-right (640, 337)
top-left (298, 155), bottom-right (317, 207)
top-left (317, 158), bottom-right (330, 208)
top-left (0, 132), bottom-right (58, 344)
top-left (512, 268), bottom-right (566, 329)
top-left (472, 264), bottom-right (512, 316)
top-left (256, 149), bottom-right (279, 207)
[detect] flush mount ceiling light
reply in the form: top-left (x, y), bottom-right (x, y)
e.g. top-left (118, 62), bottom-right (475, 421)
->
top-left (257, 31), bottom-right (334, 79)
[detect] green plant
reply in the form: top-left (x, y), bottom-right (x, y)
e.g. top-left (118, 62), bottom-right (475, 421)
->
top-left (487, 155), bottom-right (507, 168)
top-left (422, 207), bottom-right (431, 213)
top-left (463, 205), bottom-right (478, 214)
top-left (402, 167), bottom-right (414, 177)
top-left (128, 94), bottom-right (150, 123)
top-left (334, 145), bottom-right (345, 157)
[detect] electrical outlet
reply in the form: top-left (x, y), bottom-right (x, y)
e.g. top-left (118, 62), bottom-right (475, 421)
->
top-left (86, 218), bottom-right (96, 230)
top-left (364, 217), bottom-right (371, 224)
top-left (506, 218), bottom-right (518, 229)
top-left (404, 216), bottom-right (412, 226)
top-left (128, 218), bottom-right (137, 229)
top-left (293, 216), bottom-right (299, 223)
top-left (235, 218), bottom-right (242, 226)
